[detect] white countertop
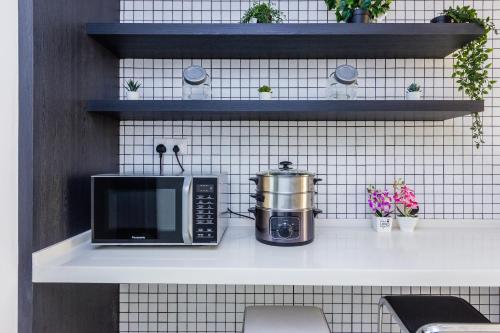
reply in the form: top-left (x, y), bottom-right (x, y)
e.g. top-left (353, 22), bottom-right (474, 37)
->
top-left (33, 220), bottom-right (500, 286)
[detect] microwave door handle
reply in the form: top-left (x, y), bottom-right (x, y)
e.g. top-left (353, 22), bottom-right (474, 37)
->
top-left (182, 176), bottom-right (193, 244)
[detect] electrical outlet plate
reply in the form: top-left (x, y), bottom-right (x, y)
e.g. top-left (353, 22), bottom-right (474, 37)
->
top-left (153, 137), bottom-right (191, 155)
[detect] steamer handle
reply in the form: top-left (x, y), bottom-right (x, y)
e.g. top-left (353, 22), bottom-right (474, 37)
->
top-left (250, 193), bottom-right (265, 202)
top-left (313, 208), bottom-right (323, 218)
top-left (248, 207), bottom-right (256, 215)
top-left (279, 161), bottom-right (293, 170)
top-left (249, 177), bottom-right (259, 185)
top-left (313, 178), bottom-right (323, 184)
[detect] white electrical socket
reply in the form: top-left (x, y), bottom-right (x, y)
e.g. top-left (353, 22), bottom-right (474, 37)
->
top-left (153, 137), bottom-right (191, 155)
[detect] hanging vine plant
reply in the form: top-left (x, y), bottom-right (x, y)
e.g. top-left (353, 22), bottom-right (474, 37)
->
top-left (441, 6), bottom-right (496, 148)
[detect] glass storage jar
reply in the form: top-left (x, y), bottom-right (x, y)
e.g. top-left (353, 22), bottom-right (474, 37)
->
top-left (182, 65), bottom-right (211, 100)
top-left (325, 64), bottom-right (358, 100)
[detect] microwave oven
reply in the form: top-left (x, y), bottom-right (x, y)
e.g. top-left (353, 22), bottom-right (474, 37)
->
top-left (91, 174), bottom-right (228, 245)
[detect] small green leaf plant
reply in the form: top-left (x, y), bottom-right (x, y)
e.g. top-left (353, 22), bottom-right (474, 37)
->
top-left (241, 2), bottom-right (285, 23)
top-left (124, 79), bottom-right (141, 92)
top-left (442, 6), bottom-right (496, 148)
top-left (258, 85), bottom-right (272, 93)
top-left (324, 0), bottom-right (392, 23)
top-left (407, 83), bottom-right (421, 92)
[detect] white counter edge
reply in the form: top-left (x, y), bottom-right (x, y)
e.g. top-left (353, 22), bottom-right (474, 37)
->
top-left (32, 219), bottom-right (500, 286)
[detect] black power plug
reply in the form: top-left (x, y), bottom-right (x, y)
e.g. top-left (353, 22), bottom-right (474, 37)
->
top-left (156, 144), bottom-right (167, 155)
top-left (172, 145), bottom-right (185, 172)
top-left (156, 144), bottom-right (167, 175)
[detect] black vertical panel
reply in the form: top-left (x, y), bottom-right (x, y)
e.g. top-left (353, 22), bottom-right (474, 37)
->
top-left (33, 284), bottom-right (119, 333)
top-left (31, 0), bottom-right (119, 252)
top-left (18, 0), bottom-right (34, 331)
top-left (19, 0), bottom-right (119, 330)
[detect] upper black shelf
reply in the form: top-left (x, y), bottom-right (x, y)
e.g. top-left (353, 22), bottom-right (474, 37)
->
top-left (87, 23), bottom-right (483, 59)
top-left (86, 100), bottom-right (483, 121)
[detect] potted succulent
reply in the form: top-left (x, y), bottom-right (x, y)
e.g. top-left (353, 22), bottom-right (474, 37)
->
top-left (241, 2), bottom-right (285, 23)
top-left (258, 85), bottom-right (273, 100)
top-left (125, 79), bottom-right (141, 100)
top-left (324, 0), bottom-right (392, 23)
top-left (432, 6), bottom-right (496, 148)
top-left (406, 83), bottom-right (422, 100)
top-left (367, 185), bottom-right (393, 232)
top-left (393, 179), bottom-right (419, 232)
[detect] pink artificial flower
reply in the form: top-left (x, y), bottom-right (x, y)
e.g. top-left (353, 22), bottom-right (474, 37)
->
top-left (393, 180), bottom-right (419, 217)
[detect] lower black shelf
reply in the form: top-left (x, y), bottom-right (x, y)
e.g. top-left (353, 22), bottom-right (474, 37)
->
top-left (86, 100), bottom-right (483, 121)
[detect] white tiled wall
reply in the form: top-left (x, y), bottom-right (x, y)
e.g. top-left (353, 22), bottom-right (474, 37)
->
top-left (119, 1), bottom-right (500, 332)
top-left (119, 0), bottom-right (500, 220)
top-left (119, 284), bottom-right (500, 333)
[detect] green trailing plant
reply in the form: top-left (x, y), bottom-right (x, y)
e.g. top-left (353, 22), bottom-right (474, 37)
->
top-left (442, 6), bottom-right (496, 148)
top-left (324, 0), bottom-right (392, 23)
top-left (407, 83), bottom-right (421, 92)
top-left (125, 79), bottom-right (141, 92)
top-left (241, 2), bottom-right (284, 23)
top-left (258, 85), bottom-right (272, 93)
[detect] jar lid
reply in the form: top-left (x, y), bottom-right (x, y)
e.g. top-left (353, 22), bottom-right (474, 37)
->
top-left (183, 65), bottom-right (208, 85)
top-left (334, 64), bottom-right (358, 85)
top-left (257, 161), bottom-right (316, 177)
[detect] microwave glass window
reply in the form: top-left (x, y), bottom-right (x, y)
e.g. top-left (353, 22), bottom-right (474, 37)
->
top-left (107, 188), bottom-right (156, 231)
top-left (156, 189), bottom-right (176, 232)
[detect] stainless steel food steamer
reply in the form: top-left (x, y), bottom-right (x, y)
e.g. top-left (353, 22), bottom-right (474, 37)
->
top-left (248, 161), bottom-right (322, 246)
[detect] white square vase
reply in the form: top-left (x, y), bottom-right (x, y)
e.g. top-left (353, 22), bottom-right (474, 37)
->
top-left (371, 216), bottom-right (393, 232)
top-left (397, 216), bottom-right (419, 232)
top-left (127, 91), bottom-right (140, 100)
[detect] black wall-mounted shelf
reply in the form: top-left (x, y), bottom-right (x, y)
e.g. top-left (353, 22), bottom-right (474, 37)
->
top-left (86, 23), bottom-right (483, 59)
top-left (86, 100), bottom-right (483, 121)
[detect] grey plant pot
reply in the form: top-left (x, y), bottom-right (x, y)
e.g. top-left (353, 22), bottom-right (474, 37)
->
top-left (348, 8), bottom-right (370, 23)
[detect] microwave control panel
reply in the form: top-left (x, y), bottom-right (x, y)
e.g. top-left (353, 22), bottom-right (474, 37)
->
top-left (192, 177), bottom-right (218, 243)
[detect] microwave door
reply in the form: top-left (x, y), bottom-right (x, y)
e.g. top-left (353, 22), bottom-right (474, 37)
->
top-left (92, 176), bottom-right (186, 244)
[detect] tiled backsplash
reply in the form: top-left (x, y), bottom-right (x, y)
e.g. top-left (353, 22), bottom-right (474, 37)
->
top-left (119, 284), bottom-right (500, 333)
top-left (119, 0), bottom-right (500, 220)
top-left (119, 1), bottom-right (500, 332)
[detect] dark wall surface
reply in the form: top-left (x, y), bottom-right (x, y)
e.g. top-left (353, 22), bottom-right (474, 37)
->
top-left (33, 284), bottom-right (119, 333)
top-left (19, 0), bottom-right (120, 330)
top-left (31, 0), bottom-right (119, 252)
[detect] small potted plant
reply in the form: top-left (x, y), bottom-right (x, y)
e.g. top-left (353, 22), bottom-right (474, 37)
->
top-left (241, 2), bottom-right (285, 23)
top-left (324, 0), bottom-right (392, 23)
top-left (258, 85), bottom-right (273, 100)
top-left (367, 185), bottom-right (393, 232)
top-left (393, 179), bottom-right (419, 232)
top-left (125, 79), bottom-right (141, 100)
top-left (406, 83), bottom-right (422, 100)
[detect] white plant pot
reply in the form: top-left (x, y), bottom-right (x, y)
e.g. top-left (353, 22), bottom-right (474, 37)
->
top-left (249, 18), bottom-right (258, 23)
top-left (397, 216), bottom-right (419, 232)
top-left (371, 216), bottom-right (393, 232)
top-left (406, 91), bottom-right (422, 100)
top-left (127, 91), bottom-right (140, 100)
top-left (259, 92), bottom-right (272, 100)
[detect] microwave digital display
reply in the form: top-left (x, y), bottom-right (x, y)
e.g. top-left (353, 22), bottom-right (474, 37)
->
top-left (196, 184), bottom-right (215, 193)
